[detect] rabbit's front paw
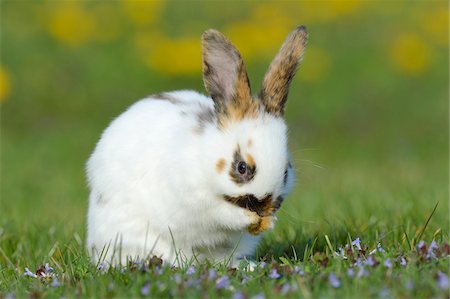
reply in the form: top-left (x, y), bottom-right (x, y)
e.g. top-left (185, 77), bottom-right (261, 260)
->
top-left (246, 212), bottom-right (273, 235)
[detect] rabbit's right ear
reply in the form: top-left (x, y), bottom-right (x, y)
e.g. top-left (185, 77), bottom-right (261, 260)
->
top-left (260, 26), bottom-right (308, 117)
top-left (202, 29), bottom-right (253, 120)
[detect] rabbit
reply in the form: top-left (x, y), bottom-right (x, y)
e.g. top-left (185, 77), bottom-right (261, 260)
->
top-left (86, 25), bottom-right (308, 267)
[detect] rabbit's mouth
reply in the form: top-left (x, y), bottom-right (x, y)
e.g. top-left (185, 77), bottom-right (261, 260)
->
top-left (223, 193), bottom-right (281, 217)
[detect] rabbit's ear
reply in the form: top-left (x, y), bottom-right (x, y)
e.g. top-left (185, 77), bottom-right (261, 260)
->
top-left (260, 26), bottom-right (308, 117)
top-left (202, 29), bottom-right (253, 120)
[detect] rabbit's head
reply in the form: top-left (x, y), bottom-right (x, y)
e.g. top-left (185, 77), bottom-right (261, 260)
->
top-left (200, 26), bottom-right (308, 216)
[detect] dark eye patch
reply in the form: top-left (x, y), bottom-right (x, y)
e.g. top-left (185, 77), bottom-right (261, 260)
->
top-left (229, 146), bottom-right (256, 185)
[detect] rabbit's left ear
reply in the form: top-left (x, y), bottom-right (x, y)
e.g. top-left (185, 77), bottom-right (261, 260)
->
top-left (260, 26), bottom-right (308, 117)
top-left (202, 29), bottom-right (253, 120)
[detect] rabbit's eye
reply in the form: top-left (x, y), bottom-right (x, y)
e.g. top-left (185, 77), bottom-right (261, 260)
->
top-left (230, 146), bottom-right (256, 184)
top-left (237, 161), bottom-right (247, 174)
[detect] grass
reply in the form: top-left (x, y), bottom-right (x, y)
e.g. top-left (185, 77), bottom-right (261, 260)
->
top-left (1, 1), bottom-right (449, 298)
top-left (0, 217), bottom-right (448, 298)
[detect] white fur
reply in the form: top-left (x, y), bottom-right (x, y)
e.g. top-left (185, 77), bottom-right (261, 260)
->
top-left (86, 90), bottom-right (295, 266)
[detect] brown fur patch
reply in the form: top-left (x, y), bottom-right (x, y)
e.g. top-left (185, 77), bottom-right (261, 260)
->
top-left (260, 25), bottom-right (308, 117)
top-left (219, 98), bottom-right (262, 128)
top-left (246, 154), bottom-right (256, 169)
top-left (216, 159), bottom-right (226, 173)
top-left (223, 193), bottom-right (273, 217)
top-left (248, 215), bottom-right (273, 235)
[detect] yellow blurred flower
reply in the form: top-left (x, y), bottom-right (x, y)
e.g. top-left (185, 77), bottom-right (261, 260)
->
top-left (290, 0), bottom-right (362, 25)
top-left (298, 46), bottom-right (331, 82)
top-left (91, 3), bottom-right (123, 43)
top-left (47, 2), bottom-right (96, 47)
top-left (225, 3), bottom-right (294, 59)
top-left (143, 36), bottom-right (201, 75)
top-left (422, 8), bottom-right (449, 46)
top-left (390, 33), bottom-right (431, 76)
top-left (122, 0), bottom-right (163, 26)
top-left (0, 66), bottom-right (11, 102)
top-left (328, 0), bottom-right (362, 16)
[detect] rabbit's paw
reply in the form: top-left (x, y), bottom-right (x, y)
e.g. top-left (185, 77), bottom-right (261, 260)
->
top-left (247, 213), bottom-right (273, 235)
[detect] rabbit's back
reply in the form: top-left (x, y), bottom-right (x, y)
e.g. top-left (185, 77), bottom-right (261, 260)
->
top-left (87, 90), bottom-right (213, 196)
top-left (86, 90), bottom-right (216, 262)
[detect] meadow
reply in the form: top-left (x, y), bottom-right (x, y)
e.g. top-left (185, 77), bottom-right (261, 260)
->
top-left (1, 1), bottom-right (449, 297)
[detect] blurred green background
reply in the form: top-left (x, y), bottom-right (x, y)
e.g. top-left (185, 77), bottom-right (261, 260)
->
top-left (1, 1), bottom-right (448, 242)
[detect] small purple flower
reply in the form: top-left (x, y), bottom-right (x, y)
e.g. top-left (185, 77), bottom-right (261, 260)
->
top-left (347, 268), bottom-right (355, 277)
top-left (232, 291), bottom-right (246, 299)
top-left (379, 288), bottom-right (390, 298)
top-left (216, 275), bottom-right (230, 289)
top-left (241, 274), bottom-right (250, 284)
top-left (140, 282), bottom-right (151, 296)
top-left (377, 243), bottom-right (386, 253)
top-left (186, 278), bottom-right (200, 288)
top-left (365, 256), bottom-right (376, 267)
top-left (172, 274), bottom-right (182, 284)
top-left (293, 266), bottom-right (304, 275)
top-left (404, 280), bottom-right (414, 290)
top-left (357, 266), bottom-right (369, 278)
top-left (334, 247), bottom-right (346, 259)
top-left (427, 241), bottom-right (438, 259)
top-left (383, 258), bottom-right (392, 269)
top-left (23, 268), bottom-right (37, 278)
top-left (354, 258), bottom-right (363, 268)
top-left (44, 263), bottom-right (54, 273)
top-left (208, 269), bottom-right (217, 280)
top-left (97, 261), bottom-right (108, 273)
top-left (259, 261), bottom-right (267, 268)
top-left (416, 240), bottom-right (426, 250)
top-left (186, 266), bottom-right (195, 276)
top-left (429, 240), bottom-right (438, 250)
top-left (251, 293), bottom-right (265, 299)
top-left (268, 268), bottom-right (280, 279)
top-left (328, 273), bottom-right (341, 288)
top-left (352, 238), bottom-right (362, 251)
top-left (50, 277), bottom-right (61, 287)
top-left (437, 271), bottom-right (449, 290)
top-left (280, 283), bottom-right (291, 294)
top-left (400, 257), bottom-right (407, 267)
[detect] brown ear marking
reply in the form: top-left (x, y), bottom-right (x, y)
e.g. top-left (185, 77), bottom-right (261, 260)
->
top-left (260, 25), bottom-right (308, 117)
top-left (202, 29), bottom-right (262, 127)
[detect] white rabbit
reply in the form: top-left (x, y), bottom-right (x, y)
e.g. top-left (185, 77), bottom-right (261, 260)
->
top-left (86, 26), bottom-right (308, 266)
